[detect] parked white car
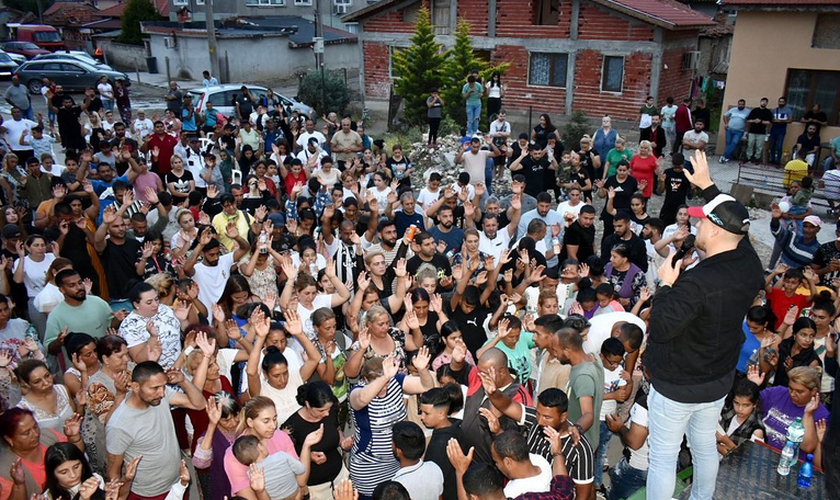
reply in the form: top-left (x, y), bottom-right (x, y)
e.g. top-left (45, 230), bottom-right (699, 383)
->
top-left (187, 84), bottom-right (313, 119)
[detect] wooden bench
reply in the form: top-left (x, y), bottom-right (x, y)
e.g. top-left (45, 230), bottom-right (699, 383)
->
top-left (734, 161), bottom-right (831, 210)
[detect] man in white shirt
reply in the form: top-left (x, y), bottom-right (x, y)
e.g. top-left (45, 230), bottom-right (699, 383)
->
top-left (132, 111), bottom-right (154, 142)
top-left (479, 194), bottom-right (521, 260)
top-left (493, 431), bottom-right (553, 498)
top-left (557, 187), bottom-right (585, 223)
top-left (295, 137), bottom-right (328, 172)
top-left (455, 136), bottom-right (501, 185)
top-left (4, 106), bottom-right (39, 161)
top-left (681, 120), bottom-right (709, 159)
top-left (392, 422), bottom-right (444, 500)
top-left (582, 311), bottom-right (645, 358)
top-left (295, 118), bottom-right (327, 149)
top-left (660, 97), bottom-right (678, 150)
top-left (183, 232), bottom-right (251, 314)
top-left (489, 111), bottom-right (511, 143)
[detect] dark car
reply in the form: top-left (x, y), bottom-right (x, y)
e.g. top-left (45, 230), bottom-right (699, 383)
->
top-left (13, 59), bottom-right (130, 94)
top-left (0, 41), bottom-right (50, 59)
top-left (0, 51), bottom-right (19, 78)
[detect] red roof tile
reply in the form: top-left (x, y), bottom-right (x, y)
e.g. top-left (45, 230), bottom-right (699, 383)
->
top-left (44, 1), bottom-right (100, 25)
top-left (589, 0), bottom-right (716, 28)
top-left (95, 0), bottom-right (169, 18)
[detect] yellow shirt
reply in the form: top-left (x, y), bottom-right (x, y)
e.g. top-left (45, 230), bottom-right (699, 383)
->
top-left (783, 159), bottom-right (808, 188)
top-left (212, 210), bottom-right (252, 252)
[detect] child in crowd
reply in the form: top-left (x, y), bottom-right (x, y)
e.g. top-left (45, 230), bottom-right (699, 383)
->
top-left (764, 266), bottom-right (817, 330)
top-left (595, 283), bottom-right (625, 316)
top-left (233, 426), bottom-right (323, 500)
top-left (787, 176), bottom-right (814, 233)
top-left (432, 321), bottom-right (475, 371)
top-left (595, 338), bottom-right (631, 495)
top-left (716, 379), bottom-right (764, 456)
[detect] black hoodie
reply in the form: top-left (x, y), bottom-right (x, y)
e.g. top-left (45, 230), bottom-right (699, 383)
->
top-left (425, 420), bottom-right (465, 500)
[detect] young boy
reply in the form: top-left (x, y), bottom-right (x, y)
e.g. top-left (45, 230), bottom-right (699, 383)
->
top-left (232, 428), bottom-right (322, 500)
top-left (419, 386), bottom-right (465, 500)
top-left (21, 126), bottom-right (60, 164)
top-left (658, 152), bottom-right (692, 227)
top-left (764, 265), bottom-right (817, 330)
top-left (595, 337), bottom-right (631, 495)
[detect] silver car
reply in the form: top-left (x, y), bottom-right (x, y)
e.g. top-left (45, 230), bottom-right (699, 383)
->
top-left (187, 84), bottom-right (312, 119)
top-left (33, 53), bottom-right (114, 71)
top-left (14, 59), bottom-right (130, 94)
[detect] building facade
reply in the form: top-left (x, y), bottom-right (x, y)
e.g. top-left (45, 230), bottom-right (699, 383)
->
top-left (345, 0), bottom-right (714, 121)
top-left (717, 0), bottom-right (840, 156)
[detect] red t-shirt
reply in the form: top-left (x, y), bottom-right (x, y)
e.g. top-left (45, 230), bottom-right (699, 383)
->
top-left (284, 171), bottom-right (307, 197)
top-left (630, 155), bottom-right (658, 198)
top-left (148, 133), bottom-right (179, 175)
top-left (766, 287), bottom-right (810, 330)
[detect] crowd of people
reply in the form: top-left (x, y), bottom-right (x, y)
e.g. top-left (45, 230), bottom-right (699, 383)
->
top-left (0, 67), bottom-right (837, 500)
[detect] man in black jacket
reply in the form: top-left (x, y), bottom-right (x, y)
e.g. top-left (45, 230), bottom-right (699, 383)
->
top-left (644, 151), bottom-right (763, 500)
top-left (600, 212), bottom-right (648, 272)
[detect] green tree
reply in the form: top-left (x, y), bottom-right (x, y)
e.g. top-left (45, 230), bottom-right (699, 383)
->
top-left (118, 0), bottom-right (162, 46)
top-left (391, 6), bottom-right (449, 126)
top-left (564, 111), bottom-right (590, 153)
top-left (442, 19), bottom-right (509, 129)
top-left (297, 70), bottom-right (351, 116)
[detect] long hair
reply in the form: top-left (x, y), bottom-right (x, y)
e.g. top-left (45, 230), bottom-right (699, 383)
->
top-left (220, 274), bottom-right (253, 316)
top-left (236, 396), bottom-right (276, 434)
top-left (45, 442), bottom-right (103, 500)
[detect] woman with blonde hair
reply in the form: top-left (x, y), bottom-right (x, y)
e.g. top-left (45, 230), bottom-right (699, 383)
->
top-left (345, 305), bottom-right (420, 379)
top-left (629, 140), bottom-right (659, 199)
top-left (0, 152), bottom-right (24, 205)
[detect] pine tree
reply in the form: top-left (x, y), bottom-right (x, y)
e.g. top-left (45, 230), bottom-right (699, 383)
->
top-left (119, 0), bottom-right (163, 46)
top-left (392, 6), bottom-right (449, 126)
top-left (442, 19), bottom-right (509, 130)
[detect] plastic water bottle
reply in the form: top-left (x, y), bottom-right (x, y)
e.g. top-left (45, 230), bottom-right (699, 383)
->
top-left (777, 440), bottom-right (795, 476)
top-left (798, 453), bottom-right (814, 488)
top-left (787, 417), bottom-right (806, 456)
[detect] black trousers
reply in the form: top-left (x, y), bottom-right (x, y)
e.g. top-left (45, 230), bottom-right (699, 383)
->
top-left (428, 117), bottom-right (441, 144)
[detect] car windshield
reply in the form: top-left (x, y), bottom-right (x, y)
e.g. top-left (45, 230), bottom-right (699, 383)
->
top-left (17, 42), bottom-right (41, 50)
top-left (34, 32), bottom-right (61, 43)
top-left (0, 53), bottom-right (12, 62)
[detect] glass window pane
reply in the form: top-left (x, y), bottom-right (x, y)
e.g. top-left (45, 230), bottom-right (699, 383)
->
top-left (529, 53), bottom-right (550, 86)
top-left (786, 69), bottom-right (810, 120)
top-left (603, 56), bottom-right (623, 92)
top-left (550, 54), bottom-right (567, 87)
top-left (814, 72), bottom-right (840, 122)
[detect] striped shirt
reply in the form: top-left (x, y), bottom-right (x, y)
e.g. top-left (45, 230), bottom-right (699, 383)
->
top-left (349, 375), bottom-right (407, 496)
top-left (520, 405), bottom-right (595, 485)
top-left (771, 217), bottom-right (819, 268)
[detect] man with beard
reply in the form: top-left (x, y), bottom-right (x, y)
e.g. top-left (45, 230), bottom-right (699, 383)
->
top-left (107, 361), bottom-right (206, 500)
top-left (407, 231), bottom-right (453, 290)
top-left (94, 203), bottom-right (143, 310)
top-left (745, 97), bottom-right (773, 163)
top-left (721, 99), bottom-right (750, 163)
top-left (184, 226), bottom-right (251, 314)
top-left (367, 218), bottom-right (413, 266)
top-left (429, 205), bottom-right (465, 255)
top-left (645, 151), bottom-right (763, 500)
top-left (44, 269), bottom-right (124, 367)
top-left (479, 194), bottom-right (521, 261)
top-left (324, 216), bottom-right (364, 292)
top-left (510, 143), bottom-right (555, 198)
top-left (481, 375), bottom-right (595, 500)
top-left (640, 113), bottom-right (667, 158)
top-left (600, 212), bottom-right (648, 272)
top-left (140, 120), bottom-right (179, 178)
top-left (559, 205), bottom-right (596, 262)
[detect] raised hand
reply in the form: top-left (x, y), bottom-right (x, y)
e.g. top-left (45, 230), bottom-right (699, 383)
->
top-left (178, 460), bottom-right (190, 486)
top-left (746, 365), bottom-right (765, 386)
top-left (123, 456), bottom-right (142, 481)
top-left (284, 309), bottom-right (303, 337)
top-left (446, 439), bottom-right (473, 476)
top-left (478, 366), bottom-right (497, 395)
top-left (248, 464), bottom-right (265, 492)
top-left (382, 353), bottom-right (399, 379)
top-left (412, 346), bottom-right (431, 371)
top-left (783, 306), bottom-right (799, 325)
top-left (479, 407), bottom-right (501, 434)
top-left (63, 413), bottom-right (82, 440)
top-left (452, 338), bottom-right (467, 364)
top-left (79, 476), bottom-right (101, 500)
top-left (251, 308), bottom-right (270, 338)
top-left (804, 394), bottom-right (820, 415)
top-left (335, 479), bottom-right (359, 500)
top-left (357, 328), bottom-right (371, 351)
top-left (141, 241), bottom-right (154, 259)
top-left (195, 331), bottom-right (216, 357)
top-left (225, 222), bottom-right (239, 239)
top-left (304, 423), bottom-right (325, 447)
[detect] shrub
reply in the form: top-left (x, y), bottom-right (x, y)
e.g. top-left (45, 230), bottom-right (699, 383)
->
top-left (297, 70), bottom-right (351, 117)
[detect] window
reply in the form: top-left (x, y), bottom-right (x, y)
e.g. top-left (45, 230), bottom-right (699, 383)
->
top-left (528, 52), bottom-right (567, 88)
top-left (343, 22), bottom-right (358, 34)
top-left (432, 0), bottom-right (451, 34)
top-left (294, 0), bottom-right (312, 4)
top-left (245, 0), bottom-right (285, 5)
top-left (601, 55), bottom-right (624, 93)
top-left (60, 63), bottom-right (85, 74)
top-left (785, 69), bottom-right (840, 125)
top-left (173, 0), bottom-right (187, 5)
top-left (389, 46), bottom-right (405, 78)
top-left (812, 14), bottom-right (840, 49)
top-left (33, 31), bottom-right (61, 43)
top-left (196, 0), bottom-right (204, 5)
top-left (533, 0), bottom-right (559, 25)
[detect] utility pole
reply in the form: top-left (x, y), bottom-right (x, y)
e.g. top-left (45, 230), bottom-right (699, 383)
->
top-left (314, 0), bottom-right (326, 115)
top-left (206, 0), bottom-right (222, 82)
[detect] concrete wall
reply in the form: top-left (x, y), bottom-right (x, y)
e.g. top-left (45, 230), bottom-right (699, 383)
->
top-left (169, 0), bottom-right (359, 30)
top-left (99, 40), bottom-right (150, 72)
top-left (149, 33), bottom-right (357, 82)
top-left (716, 10), bottom-right (840, 154)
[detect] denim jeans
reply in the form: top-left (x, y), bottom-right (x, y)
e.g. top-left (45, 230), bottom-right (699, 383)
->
top-left (594, 420), bottom-right (612, 486)
top-left (484, 157), bottom-right (494, 195)
top-left (608, 458), bottom-right (647, 500)
top-left (646, 385), bottom-right (725, 500)
top-left (466, 102), bottom-right (481, 136)
top-left (769, 127), bottom-right (786, 163)
top-left (22, 106), bottom-right (33, 121)
top-left (723, 128), bottom-right (744, 160)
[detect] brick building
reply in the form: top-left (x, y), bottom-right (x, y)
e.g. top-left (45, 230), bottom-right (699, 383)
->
top-left (344, 0), bottom-right (714, 121)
